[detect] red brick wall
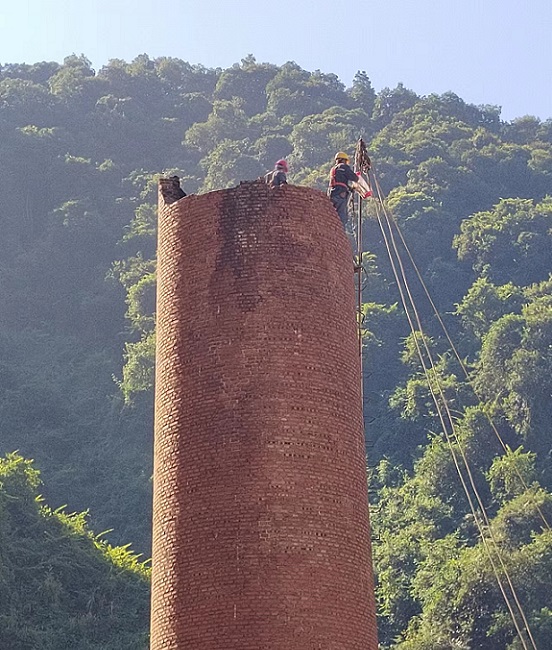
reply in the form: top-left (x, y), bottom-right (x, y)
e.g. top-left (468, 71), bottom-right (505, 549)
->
top-left (151, 180), bottom-right (378, 650)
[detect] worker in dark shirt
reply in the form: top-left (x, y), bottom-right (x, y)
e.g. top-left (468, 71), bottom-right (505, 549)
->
top-left (170, 175), bottom-right (187, 199)
top-left (328, 152), bottom-right (358, 226)
top-left (264, 159), bottom-right (288, 188)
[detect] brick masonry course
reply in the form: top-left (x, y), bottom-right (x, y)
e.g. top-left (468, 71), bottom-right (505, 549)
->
top-left (151, 179), bottom-right (378, 649)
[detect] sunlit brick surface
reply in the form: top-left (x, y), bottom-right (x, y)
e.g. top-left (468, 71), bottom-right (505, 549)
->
top-left (151, 179), bottom-right (378, 649)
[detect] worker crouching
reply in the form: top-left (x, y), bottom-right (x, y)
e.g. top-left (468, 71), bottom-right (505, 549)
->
top-left (265, 159), bottom-right (288, 188)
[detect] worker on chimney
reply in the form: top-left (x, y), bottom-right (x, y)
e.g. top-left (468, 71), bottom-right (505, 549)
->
top-left (264, 159), bottom-right (288, 188)
top-left (328, 152), bottom-right (359, 227)
top-left (171, 175), bottom-right (187, 199)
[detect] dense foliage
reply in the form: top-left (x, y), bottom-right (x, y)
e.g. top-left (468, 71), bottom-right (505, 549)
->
top-left (0, 53), bottom-right (550, 647)
top-left (0, 454), bottom-right (149, 648)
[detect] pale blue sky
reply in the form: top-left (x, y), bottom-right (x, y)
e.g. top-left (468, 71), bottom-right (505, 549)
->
top-left (0, 0), bottom-right (551, 121)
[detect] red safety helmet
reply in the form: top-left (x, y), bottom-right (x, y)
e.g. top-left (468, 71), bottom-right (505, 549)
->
top-left (275, 159), bottom-right (288, 172)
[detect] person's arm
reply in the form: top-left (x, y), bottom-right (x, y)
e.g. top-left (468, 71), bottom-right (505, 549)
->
top-left (344, 165), bottom-right (358, 185)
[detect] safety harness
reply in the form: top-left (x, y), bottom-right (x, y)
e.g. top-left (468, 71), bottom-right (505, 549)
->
top-left (329, 164), bottom-right (350, 191)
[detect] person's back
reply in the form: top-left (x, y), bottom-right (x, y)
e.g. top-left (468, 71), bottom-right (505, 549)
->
top-left (265, 159), bottom-right (288, 188)
top-left (329, 162), bottom-right (356, 194)
top-left (171, 175), bottom-right (187, 199)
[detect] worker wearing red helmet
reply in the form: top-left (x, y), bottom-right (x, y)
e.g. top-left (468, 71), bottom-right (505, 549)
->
top-left (265, 159), bottom-right (288, 188)
top-left (328, 151), bottom-right (358, 226)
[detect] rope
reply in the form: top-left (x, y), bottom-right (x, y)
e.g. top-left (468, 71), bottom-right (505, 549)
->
top-left (370, 170), bottom-right (550, 533)
top-left (370, 175), bottom-right (538, 649)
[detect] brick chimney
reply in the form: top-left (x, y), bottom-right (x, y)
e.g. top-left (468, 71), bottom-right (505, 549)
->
top-left (151, 179), bottom-right (378, 649)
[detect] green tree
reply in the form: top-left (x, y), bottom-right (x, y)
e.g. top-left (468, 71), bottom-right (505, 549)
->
top-left (456, 277), bottom-right (525, 340)
top-left (348, 70), bottom-right (376, 115)
top-left (201, 139), bottom-right (264, 191)
top-left (266, 62), bottom-right (348, 119)
top-left (214, 55), bottom-right (277, 116)
top-left (290, 106), bottom-right (369, 168)
top-left (184, 98), bottom-right (250, 155)
top-left (454, 197), bottom-right (552, 285)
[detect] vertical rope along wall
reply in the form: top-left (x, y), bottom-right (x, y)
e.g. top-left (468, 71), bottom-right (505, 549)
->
top-left (151, 179), bottom-right (378, 650)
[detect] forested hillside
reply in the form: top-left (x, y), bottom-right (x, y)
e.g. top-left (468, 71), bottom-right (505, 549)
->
top-left (0, 54), bottom-right (550, 648)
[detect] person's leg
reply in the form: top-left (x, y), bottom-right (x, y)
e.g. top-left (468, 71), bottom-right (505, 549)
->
top-left (331, 194), bottom-right (358, 261)
top-left (331, 194), bottom-right (349, 227)
top-left (338, 198), bottom-right (349, 227)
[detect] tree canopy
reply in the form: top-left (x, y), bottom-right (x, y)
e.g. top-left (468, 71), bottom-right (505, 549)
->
top-left (0, 53), bottom-right (550, 648)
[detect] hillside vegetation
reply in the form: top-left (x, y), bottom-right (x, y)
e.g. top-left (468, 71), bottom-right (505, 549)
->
top-left (0, 454), bottom-right (149, 648)
top-left (0, 54), bottom-right (550, 648)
